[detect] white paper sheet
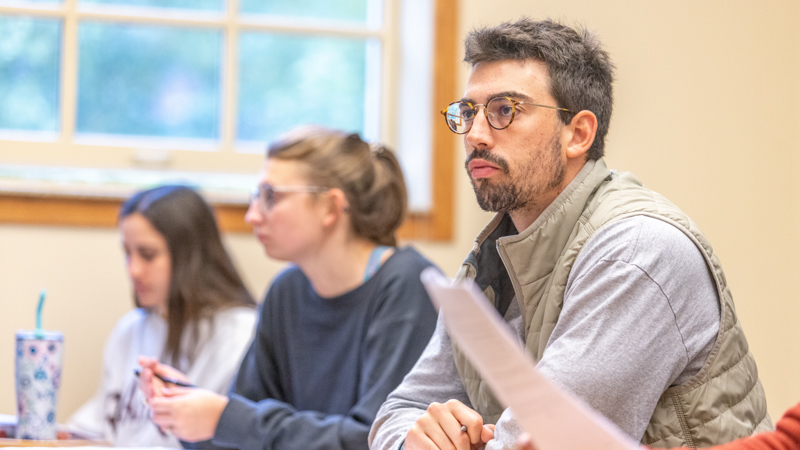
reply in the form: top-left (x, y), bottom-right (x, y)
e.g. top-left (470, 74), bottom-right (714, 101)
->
top-left (420, 268), bottom-right (641, 450)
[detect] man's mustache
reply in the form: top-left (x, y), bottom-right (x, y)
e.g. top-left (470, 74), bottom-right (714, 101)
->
top-left (465, 148), bottom-right (510, 174)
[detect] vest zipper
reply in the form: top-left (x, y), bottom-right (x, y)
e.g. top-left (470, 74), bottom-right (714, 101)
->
top-left (495, 242), bottom-right (526, 321)
top-left (671, 393), bottom-right (697, 449)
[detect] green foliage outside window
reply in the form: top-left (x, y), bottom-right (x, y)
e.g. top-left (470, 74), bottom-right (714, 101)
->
top-left (76, 22), bottom-right (221, 138)
top-left (238, 33), bottom-right (367, 143)
top-left (0, 16), bottom-right (60, 132)
top-left (240, 0), bottom-right (369, 22)
top-left (0, 1), bottom-right (372, 143)
top-left (81, 0), bottom-right (222, 10)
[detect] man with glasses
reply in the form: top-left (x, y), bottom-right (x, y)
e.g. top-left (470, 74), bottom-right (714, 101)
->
top-left (369, 18), bottom-right (770, 450)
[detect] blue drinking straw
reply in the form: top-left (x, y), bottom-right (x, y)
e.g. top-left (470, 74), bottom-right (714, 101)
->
top-left (35, 289), bottom-right (46, 339)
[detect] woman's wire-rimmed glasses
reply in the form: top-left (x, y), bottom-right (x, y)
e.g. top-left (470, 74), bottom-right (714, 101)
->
top-left (251, 183), bottom-right (330, 213)
top-left (440, 96), bottom-right (572, 134)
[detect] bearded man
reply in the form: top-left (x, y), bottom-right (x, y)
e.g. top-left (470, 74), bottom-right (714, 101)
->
top-left (369, 18), bottom-right (771, 450)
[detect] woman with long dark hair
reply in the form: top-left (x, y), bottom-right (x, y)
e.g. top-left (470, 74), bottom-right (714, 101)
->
top-left (69, 186), bottom-right (257, 447)
top-left (139, 126), bottom-right (439, 450)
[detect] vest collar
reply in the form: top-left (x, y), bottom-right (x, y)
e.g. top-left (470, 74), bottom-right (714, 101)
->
top-left (495, 158), bottom-right (611, 287)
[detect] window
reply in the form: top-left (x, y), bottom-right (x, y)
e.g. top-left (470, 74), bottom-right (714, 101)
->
top-left (0, 0), bottom-right (456, 238)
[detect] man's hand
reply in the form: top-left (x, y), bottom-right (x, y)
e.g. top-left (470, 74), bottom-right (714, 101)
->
top-left (137, 356), bottom-right (190, 401)
top-left (404, 399), bottom-right (494, 450)
top-left (149, 387), bottom-right (229, 442)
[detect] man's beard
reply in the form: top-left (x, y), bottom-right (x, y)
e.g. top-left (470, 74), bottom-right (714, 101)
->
top-left (466, 132), bottom-right (566, 213)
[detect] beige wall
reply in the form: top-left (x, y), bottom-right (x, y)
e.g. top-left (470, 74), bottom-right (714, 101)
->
top-left (463, 0), bottom-right (800, 420)
top-left (2, 0), bottom-right (799, 428)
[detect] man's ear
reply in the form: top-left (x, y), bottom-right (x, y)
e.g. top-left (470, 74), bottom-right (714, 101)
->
top-left (320, 188), bottom-right (348, 228)
top-left (564, 110), bottom-right (598, 160)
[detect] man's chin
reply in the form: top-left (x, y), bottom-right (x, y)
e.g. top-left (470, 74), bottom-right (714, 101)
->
top-left (473, 188), bottom-right (504, 213)
top-left (472, 184), bottom-right (525, 213)
top-left (476, 200), bottom-right (500, 213)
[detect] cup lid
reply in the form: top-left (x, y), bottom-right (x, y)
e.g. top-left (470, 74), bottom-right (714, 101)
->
top-left (16, 330), bottom-right (63, 341)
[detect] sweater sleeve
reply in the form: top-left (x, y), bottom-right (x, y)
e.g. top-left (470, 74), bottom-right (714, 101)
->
top-left (213, 259), bottom-right (438, 450)
top-left (704, 403), bottom-right (800, 450)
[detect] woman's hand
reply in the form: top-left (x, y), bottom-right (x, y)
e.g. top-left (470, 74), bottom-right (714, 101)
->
top-left (137, 356), bottom-right (190, 401)
top-left (149, 387), bottom-right (229, 442)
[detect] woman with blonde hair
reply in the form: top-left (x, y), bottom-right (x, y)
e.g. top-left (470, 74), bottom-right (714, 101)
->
top-left (140, 126), bottom-right (439, 450)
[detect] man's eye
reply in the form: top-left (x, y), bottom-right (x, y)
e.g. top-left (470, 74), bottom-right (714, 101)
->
top-left (462, 109), bottom-right (475, 120)
top-left (498, 105), bottom-right (514, 117)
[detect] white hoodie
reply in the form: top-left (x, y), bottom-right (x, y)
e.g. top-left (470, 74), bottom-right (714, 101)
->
top-left (68, 306), bottom-right (256, 447)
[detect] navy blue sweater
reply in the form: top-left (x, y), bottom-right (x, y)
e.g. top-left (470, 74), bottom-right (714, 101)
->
top-left (212, 247), bottom-right (438, 450)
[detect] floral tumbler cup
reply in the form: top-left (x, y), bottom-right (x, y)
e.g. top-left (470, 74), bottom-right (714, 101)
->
top-left (15, 330), bottom-right (64, 440)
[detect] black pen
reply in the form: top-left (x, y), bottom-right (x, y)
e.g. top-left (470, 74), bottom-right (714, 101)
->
top-left (134, 367), bottom-right (196, 388)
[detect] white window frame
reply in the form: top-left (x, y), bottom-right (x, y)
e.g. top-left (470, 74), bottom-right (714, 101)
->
top-left (0, 0), bottom-right (455, 239)
top-left (0, 0), bottom-right (397, 192)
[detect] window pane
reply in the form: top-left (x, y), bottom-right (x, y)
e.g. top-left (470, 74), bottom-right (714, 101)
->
top-left (80, 0), bottom-right (222, 11)
top-left (240, 0), bottom-right (368, 23)
top-left (238, 33), bottom-right (366, 144)
top-left (77, 22), bottom-right (221, 139)
top-left (0, 16), bottom-right (60, 132)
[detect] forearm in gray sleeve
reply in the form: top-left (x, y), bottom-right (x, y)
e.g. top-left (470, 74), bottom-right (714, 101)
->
top-left (369, 313), bottom-right (472, 450)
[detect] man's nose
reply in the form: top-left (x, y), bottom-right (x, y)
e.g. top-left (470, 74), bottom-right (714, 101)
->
top-left (465, 107), bottom-right (494, 150)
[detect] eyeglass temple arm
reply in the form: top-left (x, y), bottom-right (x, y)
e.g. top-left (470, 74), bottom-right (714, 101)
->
top-left (533, 104), bottom-right (572, 113)
top-left (517, 101), bottom-right (572, 113)
top-left (270, 186), bottom-right (329, 193)
top-left (442, 102), bottom-right (573, 115)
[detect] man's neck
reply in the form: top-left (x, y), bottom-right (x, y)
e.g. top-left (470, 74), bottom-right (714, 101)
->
top-left (507, 159), bottom-right (588, 232)
top-left (507, 190), bottom-right (560, 233)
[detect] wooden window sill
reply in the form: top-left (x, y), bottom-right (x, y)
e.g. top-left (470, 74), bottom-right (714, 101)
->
top-left (0, 191), bottom-right (451, 239)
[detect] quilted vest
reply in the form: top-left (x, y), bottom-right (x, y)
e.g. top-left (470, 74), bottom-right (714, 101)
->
top-left (452, 158), bottom-right (771, 448)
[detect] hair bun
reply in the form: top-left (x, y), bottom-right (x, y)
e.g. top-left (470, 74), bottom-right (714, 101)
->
top-left (267, 127), bottom-right (407, 247)
top-left (345, 133), bottom-right (363, 145)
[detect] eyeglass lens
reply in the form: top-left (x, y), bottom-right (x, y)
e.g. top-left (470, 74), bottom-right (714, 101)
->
top-left (251, 185), bottom-right (276, 212)
top-left (444, 97), bottom-right (517, 134)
